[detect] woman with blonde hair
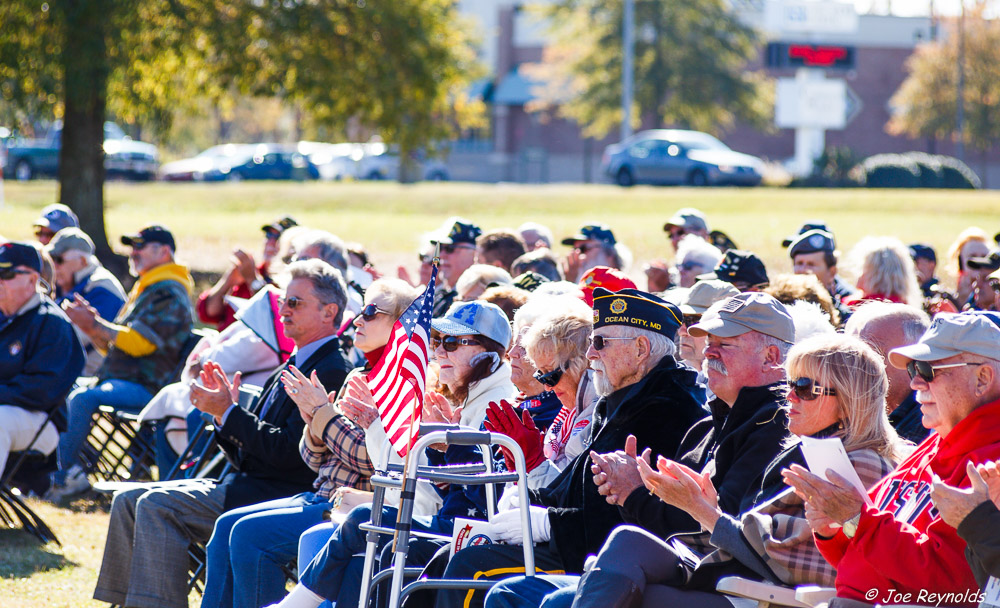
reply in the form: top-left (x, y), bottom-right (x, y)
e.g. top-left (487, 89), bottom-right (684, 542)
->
top-left (846, 236), bottom-right (922, 307)
top-left (946, 227), bottom-right (990, 306)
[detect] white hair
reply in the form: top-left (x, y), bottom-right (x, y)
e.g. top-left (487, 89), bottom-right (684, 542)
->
top-left (533, 281), bottom-right (585, 299)
top-left (517, 222), bottom-right (554, 248)
top-left (787, 300), bottom-right (836, 343)
top-left (455, 264), bottom-right (513, 297)
top-left (843, 301), bottom-right (930, 346)
top-left (513, 295), bottom-right (591, 336)
top-left (615, 325), bottom-right (678, 362)
top-left (676, 234), bottom-right (723, 272)
top-left (847, 236), bottom-right (922, 306)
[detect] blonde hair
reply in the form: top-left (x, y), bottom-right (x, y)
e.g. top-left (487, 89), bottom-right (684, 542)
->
top-left (785, 333), bottom-right (906, 463)
top-left (848, 236), bottom-right (922, 306)
top-left (947, 226), bottom-right (989, 276)
top-left (523, 307), bottom-right (594, 382)
top-left (365, 278), bottom-right (420, 320)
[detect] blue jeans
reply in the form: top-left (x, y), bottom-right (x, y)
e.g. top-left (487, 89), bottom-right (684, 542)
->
top-left (201, 492), bottom-right (333, 608)
top-left (58, 379), bottom-right (152, 476)
top-left (299, 504), bottom-right (453, 603)
top-left (298, 522), bottom-right (337, 608)
top-left (484, 574), bottom-right (580, 608)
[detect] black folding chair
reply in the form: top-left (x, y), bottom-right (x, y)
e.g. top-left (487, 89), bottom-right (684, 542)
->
top-left (0, 407), bottom-right (61, 544)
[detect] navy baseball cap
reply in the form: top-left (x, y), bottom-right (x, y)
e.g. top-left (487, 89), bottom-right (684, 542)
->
top-left (967, 250), bottom-right (1000, 272)
top-left (711, 250), bottom-right (769, 289)
top-left (33, 203), bottom-right (80, 233)
top-left (788, 229), bottom-right (836, 258)
top-left (0, 242), bottom-right (42, 273)
top-left (262, 216), bottom-right (298, 236)
top-left (431, 217), bottom-right (482, 246)
top-left (909, 244), bottom-right (937, 263)
top-left (561, 224), bottom-right (616, 246)
top-left (121, 225), bottom-right (176, 251)
top-left (781, 221), bottom-right (832, 248)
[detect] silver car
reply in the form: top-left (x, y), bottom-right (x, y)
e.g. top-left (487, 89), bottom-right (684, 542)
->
top-left (601, 129), bottom-right (763, 187)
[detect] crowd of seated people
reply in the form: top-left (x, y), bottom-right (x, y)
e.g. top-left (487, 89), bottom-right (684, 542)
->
top-left (3, 206), bottom-right (1000, 608)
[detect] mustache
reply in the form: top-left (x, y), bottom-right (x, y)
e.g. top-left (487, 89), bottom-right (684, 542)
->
top-left (703, 358), bottom-right (727, 376)
top-left (590, 360), bottom-right (606, 374)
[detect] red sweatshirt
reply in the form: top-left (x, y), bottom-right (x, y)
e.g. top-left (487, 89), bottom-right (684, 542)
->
top-left (817, 398), bottom-right (1000, 607)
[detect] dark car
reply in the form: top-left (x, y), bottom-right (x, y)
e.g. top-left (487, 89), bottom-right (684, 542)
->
top-left (201, 144), bottom-right (320, 181)
top-left (601, 129), bottom-right (763, 187)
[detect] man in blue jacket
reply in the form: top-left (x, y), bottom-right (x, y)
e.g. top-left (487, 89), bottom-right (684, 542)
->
top-left (0, 242), bottom-right (85, 477)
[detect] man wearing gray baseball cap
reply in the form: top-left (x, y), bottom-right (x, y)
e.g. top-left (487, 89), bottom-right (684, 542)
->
top-left (783, 312), bottom-right (1000, 607)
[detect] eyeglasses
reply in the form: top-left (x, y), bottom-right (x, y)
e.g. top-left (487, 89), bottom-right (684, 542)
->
top-left (575, 244), bottom-right (594, 255)
top-left (787, 377), bottom-right (838, 401)
top-left (668, 228), bottom-right (687, 239)
top-left (589, 335), bottom-right (637, 351)
top-left (51, 254), bottom-right (65, 265)
top-left (0, 269), bottom-right (33, 281)
top-left (533, 367), bottom-right (565, 387)
top-left (34, 229), bottom-right (55, 239)
top-left (905, 360), bottom-right (983, 383)
top-left (431, 335), bottom-right (481, 352)
top-left (360, 303), bottom-right (390, 322)
top-left (682, 314), bottom-right (701, 327)
top-left (441, 244), bottom-right (474, 255)
top-left (278, 295), bottom-right (306, 310)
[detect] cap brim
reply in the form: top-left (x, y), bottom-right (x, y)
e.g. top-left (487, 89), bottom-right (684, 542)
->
top-left (678, 303), bottom-right (708, 315)
top-left (431, 317), bottom-right (480, 337)
top-left (887, 343), bottom-right (964, 369)
top-left (33, 218), bottom-right (52, 229)
top-left (687, 317), bottom-right (753, 339)
top-left (560, 235), bottom-right (585, 246)
top-left (120, 235), bottom-right (142, 247)
top-left (781, 238), bottom-right (794, 248)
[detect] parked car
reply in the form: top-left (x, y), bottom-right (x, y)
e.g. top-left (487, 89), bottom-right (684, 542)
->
top-left (158, 144), bottom-right (255, 181)
top-left (601, 129), bottom-right (763, 187)
top-left (3, 121), bottom-right (159, 181)
top-left (297, 141), bottom-right (365, 181)
top-left (357, 143), bottom-right (450, 181)
top-left (200, 144), bottom-right (320, 181)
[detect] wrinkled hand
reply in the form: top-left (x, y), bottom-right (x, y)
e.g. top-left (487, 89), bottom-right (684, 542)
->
top-left (484, 400), bottom-right (545, 473)
top-left (423, 391), bottom-right (461, 450)
top-left (280, 365), bottom-right (329, 423)
top-left (590, 435), bottom-right (644, 506)
top-left (191, 360), bottom-right (242, 420)
top-left (930, 461), bottom-right (994, 528)
top-left (977, 459), bottom-right (1000, 507)
top-left (63, 294), bottom-right (100, 334)
top-left (782, 464), bottom-right (864, 537)
top-left (491, 505), bottom-right (551, 545)
top-left (232, 248), bottom-right (258, 286)
top-left (560, 250), bottom-right (583, 283)
top-left (636, 451), bottom-right (721, 530)
top-left (340, 375), bottom-right (379, 429)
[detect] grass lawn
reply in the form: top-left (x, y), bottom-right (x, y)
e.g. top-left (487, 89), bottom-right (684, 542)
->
top-left (2, 180), bottom-right (999, 287)
top-left (0, 179), bottom-right (999, 606)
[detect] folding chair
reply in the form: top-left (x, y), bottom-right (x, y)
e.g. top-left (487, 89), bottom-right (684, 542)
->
top-left (358, 423), bottom-right (537, 608)
top-left (716, 577), bottom-right (835, 608)
top-left (0, 407), bottom-right (61, 544)
top-left (82, 329), bottom-right (209, 485)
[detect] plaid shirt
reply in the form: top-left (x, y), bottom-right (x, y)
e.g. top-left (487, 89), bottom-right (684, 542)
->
top-left (688, 447), bottom-right (896, 587)
top-left (300, 403), bottom-right (374, 498)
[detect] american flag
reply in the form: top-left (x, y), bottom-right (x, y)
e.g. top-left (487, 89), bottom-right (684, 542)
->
top-left (367, 265), bottom-right (437, 457)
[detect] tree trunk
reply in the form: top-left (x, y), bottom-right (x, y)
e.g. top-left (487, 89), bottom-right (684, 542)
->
top-left (57, 0), bottom-right (128, 277)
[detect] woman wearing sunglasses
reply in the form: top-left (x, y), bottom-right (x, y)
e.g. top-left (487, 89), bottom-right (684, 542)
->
top-left (199, 278), bottom-right (419, 608)
top-left (507, 334), bottom-right (905, 608)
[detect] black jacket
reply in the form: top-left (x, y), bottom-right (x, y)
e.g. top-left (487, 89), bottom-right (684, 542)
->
top-left (621, 383), bottom-right (792, 539)
top-left (529, 356), bottom-right (707, 573)
top-left (957, 500), bottom-right (1000, 587)
top-left (0, 295), bottom-right (84, 431)
top-left (216, 337), bottom-right (352, 510)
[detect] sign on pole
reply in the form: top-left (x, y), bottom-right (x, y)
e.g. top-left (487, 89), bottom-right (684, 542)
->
top-left (775, 77), bottom-right (847, 130)
top-left (764, 0), bottom-right (859, 36)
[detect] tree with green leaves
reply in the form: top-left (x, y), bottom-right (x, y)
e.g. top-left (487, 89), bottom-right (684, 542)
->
top-left (888, 7), bottom-right (1000, 166)
top-left (0, 0), bottom-right (481, 263)
top-left (526, 0), bottom-right (772, 139)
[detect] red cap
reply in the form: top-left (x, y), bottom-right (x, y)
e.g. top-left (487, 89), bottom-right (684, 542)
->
top-left (579, 266), bottom-right (636, 307)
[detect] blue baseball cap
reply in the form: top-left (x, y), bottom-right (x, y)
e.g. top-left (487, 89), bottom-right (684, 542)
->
top-left (432, 300), bottom-right (511, 347)
top-left (0, 242), bottom-right (42, 273)
top-left (781, 221), bottom-right (832, 248)
top-left (33, 203), bottom-right (79, 233)
top-left (561, 223), bottom-right (616, 246)
top-left (431, 217), bottom-right (482, 246)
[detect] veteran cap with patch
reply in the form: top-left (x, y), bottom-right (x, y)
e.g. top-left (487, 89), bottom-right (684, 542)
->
top-left (121, 225), bottom-right (176, 251)
top-left (888, 312), bottom-right (1000, 369)
top-left (712, 250), bottom-right (769, 289)
top-left (262, 215), bottom-right (298, 237)
top-left (788, 229), bottom-right (836, 259)
top-left (561, 224), bottom-right (616, 247)
top-left (781, 221), bottom-right (832, 248)
top-left (33, 203), bottom-right (80, 233)
top-left (0, 242), bottom-right (42, 273)
top-left (688, 292), bottom-right (794, 343)
top-left (431, 217), bottom-right (482, 246)
top-left (592, 287), bottom-right (682, 340)
top-left (512, 271), bottom-right (549, 293)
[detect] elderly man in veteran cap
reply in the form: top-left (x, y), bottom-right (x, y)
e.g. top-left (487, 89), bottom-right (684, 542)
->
top-left (787, 228), bottom-right (855, 322)
top-left (560, 223), bottom-right (627, 283)
top-left (0, 242), bottom-right (85, 479)
top-left (784, 312), bottom-right (1000, 608)
top-left (47, 225), bottom-right (194, 501)
top-left (430, 217), bottom-right (482, 317)
top-left (426, 288), bottom-right (708, 608)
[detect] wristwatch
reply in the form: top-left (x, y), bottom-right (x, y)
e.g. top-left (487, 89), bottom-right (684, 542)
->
top-left (842, 512), bottom-right (861, 538)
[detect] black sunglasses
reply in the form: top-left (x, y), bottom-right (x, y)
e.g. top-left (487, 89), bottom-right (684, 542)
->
top-left (533, 367), bottom-right (564, 387)
top-left (905, 360), bottom-right (982, 383)
top-left (590, 335), bottom-right (637, 351)
top-left (787, 377), bottom-right (837, 401)
top-left (431, 335), bottom-right (481, 352)
top-left (0, 268), bottom-right (33, 281)
top-left (360, 304), bottom-right (390, 322)
top-left (441, 244), bottom-right (474, 255)
top-left (278, 295), bottom-right (306, 310)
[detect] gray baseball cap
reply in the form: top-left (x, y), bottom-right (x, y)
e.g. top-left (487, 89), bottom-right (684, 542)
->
top-left (888, 313), bottom-right (1000, 369)
top-left (688, 292), bottom-right (794, 344)
top-left (47, 227), bottom-right (95, 257)
top-left (677, 279), bottom-right (739, 315)
top-left (663, 207), bottom-right (709, 234)
top-left (432, 300), bottom-right (512, 348)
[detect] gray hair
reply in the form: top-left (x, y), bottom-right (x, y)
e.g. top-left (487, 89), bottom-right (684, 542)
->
top-left (676, 234), bottom-right (723, 272)
top-left (787, 301), bottom-right (836, 343)
top-left (517, 221), bottom-right (554, 248)
top-left (847, 236), bottom-right (922, 306)
top-left (748, 330), bottom-right (791, 362)
top-left (455, 264), bottom-right (513, 298)
top-left (293, 230), bottom-right (349, 273)
top-left (287, 259), bottom-right (348, 327)
top-left (844, 301), bottom-right (930, 346)
top-left (615, 325), bottom-right (678, 363)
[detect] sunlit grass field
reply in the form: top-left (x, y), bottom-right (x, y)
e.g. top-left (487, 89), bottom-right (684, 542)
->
top-left (0, 179), bottom-right (999, 606)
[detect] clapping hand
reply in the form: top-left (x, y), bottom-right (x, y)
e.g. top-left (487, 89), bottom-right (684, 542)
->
top-left (280, 365), bottom-right (329, 423)
top-left (340, 375), bottom-right (379, 429)
top-left (191, 361), bottom-right (242, 420)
